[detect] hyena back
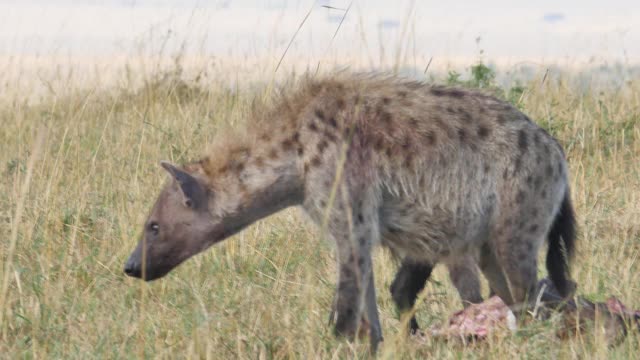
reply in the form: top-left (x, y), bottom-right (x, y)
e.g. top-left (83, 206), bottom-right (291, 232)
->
top-left (124, 73), bottom-right (576, 352)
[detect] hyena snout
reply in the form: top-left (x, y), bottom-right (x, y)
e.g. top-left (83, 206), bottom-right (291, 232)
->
top-left (123, 257), bottom-right (140, 278)
top-left (123, 230), bottom-right (203, 282)
top-left (123, 244), bottom-right (179, 281)
top-left (124, 248), bottom-right (143, 278)
top-left (123, 231), bottom-right (186, 282)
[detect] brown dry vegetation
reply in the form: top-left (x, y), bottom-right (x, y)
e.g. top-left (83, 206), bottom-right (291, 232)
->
top-left (0, 59), bottom-right (639, 359)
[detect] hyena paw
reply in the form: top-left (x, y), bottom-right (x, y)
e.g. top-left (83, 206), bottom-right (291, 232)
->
top-left (357, 318), bottom-right (371, 340)
top-left (333, 309), bottom-right (373, 341)
top-left (333, 308), bottom-right (359, 340)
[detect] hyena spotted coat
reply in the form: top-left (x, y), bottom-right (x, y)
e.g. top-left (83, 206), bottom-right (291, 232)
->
top-left (124, 73), bottom-right (576, 352)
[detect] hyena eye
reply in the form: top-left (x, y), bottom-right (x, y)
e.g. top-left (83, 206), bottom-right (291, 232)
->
top-left (147, 222), bottom-right (160, 235)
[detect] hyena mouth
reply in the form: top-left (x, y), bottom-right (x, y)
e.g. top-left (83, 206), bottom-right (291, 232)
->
top-left (124, 256), bottom-right (176, 281)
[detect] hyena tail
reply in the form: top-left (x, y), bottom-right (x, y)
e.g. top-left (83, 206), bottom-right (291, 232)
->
top-left (546, 190), bottom-right (577, 298)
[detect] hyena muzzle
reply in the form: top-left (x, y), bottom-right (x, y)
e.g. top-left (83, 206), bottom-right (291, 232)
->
top-left (124, 73), bottom-right (577, 353)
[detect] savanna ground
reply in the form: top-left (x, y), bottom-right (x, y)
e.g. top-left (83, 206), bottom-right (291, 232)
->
top-left (1, 55), bottom-right (639, 359)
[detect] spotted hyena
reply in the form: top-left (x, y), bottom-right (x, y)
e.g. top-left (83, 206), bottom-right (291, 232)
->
top-left (124, 73), bottom-right (576, 352)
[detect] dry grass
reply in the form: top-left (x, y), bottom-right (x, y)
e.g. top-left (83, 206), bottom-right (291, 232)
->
top-left (0, 58), bottom-right (639, 359)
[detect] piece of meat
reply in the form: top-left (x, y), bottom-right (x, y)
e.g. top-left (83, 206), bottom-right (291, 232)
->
top-left (428, 295), bottom-right (516, 342)
top-left (424, 278), bottom-right (639, 346)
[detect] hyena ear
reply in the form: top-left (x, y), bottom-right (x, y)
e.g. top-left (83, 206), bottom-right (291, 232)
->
top-left (160, 161), bottom-right (208, 209)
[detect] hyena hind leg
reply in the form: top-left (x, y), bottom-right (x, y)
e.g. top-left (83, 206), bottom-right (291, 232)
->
top-left (447, 256), bottom-right (484, 307)
top-left (478, 243), bottom-right (515, 306)
top-left (480, 226), bottom-right (543, 314)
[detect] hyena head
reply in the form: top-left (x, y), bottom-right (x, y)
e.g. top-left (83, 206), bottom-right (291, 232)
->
top-left (124, 161), bottom-right (221, 281)
top-left (124, 154), bottom-right (303, 281)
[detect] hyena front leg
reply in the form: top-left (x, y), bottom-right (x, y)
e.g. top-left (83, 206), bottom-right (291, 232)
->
top-left (331, 240), bottom-right (371, 338)
top-left (328, 250), bottom-right (382, 345)
top-left (364, 267), bottom-right (383, 352)
top-left (329, 193), bottom-right (383, 352)
top-left (390, 256), bottom-right (483, 334)
top-left (328, 269), bottom-right (383, 344)
top-left (390, 260), bottom-right (433, 334)
top-left (332, 230), bottom-right (382, 351)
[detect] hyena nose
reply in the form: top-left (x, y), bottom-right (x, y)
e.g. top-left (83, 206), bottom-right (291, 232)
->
top-left (124, 259), bottom-right (141, 278)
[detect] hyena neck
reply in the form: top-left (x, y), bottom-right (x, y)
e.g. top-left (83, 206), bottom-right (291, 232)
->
top-left (196, 135), bottom-right (305, 234)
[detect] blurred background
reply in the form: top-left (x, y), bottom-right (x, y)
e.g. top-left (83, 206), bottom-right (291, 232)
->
top-left (1, 0), bottom-right (638, 68)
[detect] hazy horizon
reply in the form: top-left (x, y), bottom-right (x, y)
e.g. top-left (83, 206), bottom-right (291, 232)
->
top-left (1, 0), bottom-right (638, 67)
